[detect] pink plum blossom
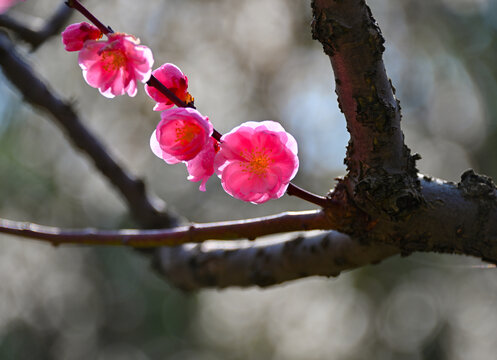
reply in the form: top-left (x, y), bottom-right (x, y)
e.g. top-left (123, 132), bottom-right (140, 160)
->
top-left (61, 22), bottom-right (102, 52)
top-left (0, 0), bottom-right (23, 14)
top-left (145, 63), bottom-right (191, 111)
top-left (186, 138), bottom-right (219, 191)
top-left (78, 33), bottom-right (153, 98)
top-left (214, 121), bottom-right (299, 204)
top-left (150, 107), bottom-right (213, 164)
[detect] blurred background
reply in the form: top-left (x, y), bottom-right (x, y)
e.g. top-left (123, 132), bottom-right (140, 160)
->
top-left (1, 0), bottom-right (497, 358)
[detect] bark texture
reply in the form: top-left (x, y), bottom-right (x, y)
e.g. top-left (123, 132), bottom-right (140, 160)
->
top-left (1, 0), bottom-right (497, 290)
top-left (312, 0), bottom-right (422, 219)
top-left (155, 231), bottom-right (399, 290)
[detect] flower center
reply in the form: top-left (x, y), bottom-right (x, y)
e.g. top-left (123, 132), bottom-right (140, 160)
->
top-left (175, 122), bottom-right (201, 145)
top-left (101, 49), bottom-right (126, 71)
top-left (243, 148), bottom-right (272, 176)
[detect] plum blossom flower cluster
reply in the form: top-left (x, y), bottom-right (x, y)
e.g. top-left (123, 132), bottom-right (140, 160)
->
top-left (62, 22), bottom-right (299, 203)
top-left (61, 22), bottom-right (153, 98)
top-left (147, 64), bottom-right (299, 203)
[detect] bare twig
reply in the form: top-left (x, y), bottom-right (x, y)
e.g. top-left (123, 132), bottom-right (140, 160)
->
top-left (286, 183), bottom-right (330, 207)
top-left (0, 2), bottom-right (73, 49)
top-left (0, 210), bottom-right (332, 247)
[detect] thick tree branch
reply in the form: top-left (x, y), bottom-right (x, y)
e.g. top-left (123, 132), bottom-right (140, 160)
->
top-left (0, 210), bottom-right (332, 247)
top-left (0, 2), bottom-right (73, 49)
top-left (0, 26), bottom-right (337, 289)
top-left (312, 0), bottom-right (421, 217)
top-left (154, 231), bottom-right (399, 290)
top-left (378, 173), bottom-right (497, 262)
top-left (153, 172), bottom-right (497, 288)
top-left (0, 31), bottom-right (175, 228)
top-left (2, 0), bottom-right (495, 291)
top-left (2, 171), bottom-right (497, 290)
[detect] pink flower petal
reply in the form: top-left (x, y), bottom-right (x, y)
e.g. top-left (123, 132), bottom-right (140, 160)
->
top-left (186, 138), bottom-right (219, 191)
top-left (145, 63), bottom-right (189, 111)
top-left (77, 33), bottom-right (153, 98)
top-left (215, 120), bottom-right (299, 204)
top-left (150, 130), bottom-right (181, 164)
top-left (150, 108), bottom-right (212, 164)
top-left (61, 22), bottom-right (102, 52)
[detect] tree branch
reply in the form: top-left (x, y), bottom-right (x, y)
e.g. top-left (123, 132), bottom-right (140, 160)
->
top-left (0, 31), bottom-right (176, 228)
top-left (2, 170), bottom-right (497, 290)
top-left (378, 173), bottom-right (497, 262)
top-left (152, 172), bottom-right (497, 289)
top-left (0, 25), bottom-right (339, 289)
top-left (312, 0), bottom-right (421, 217)
top-left (153, 231), bottom-right (400, 290)
top-left (0, 210), bottom-right (332, 247)
top-left (2, 0), bottom-right (495, 291)
top-left (0, 2), bottom-right (73, 49)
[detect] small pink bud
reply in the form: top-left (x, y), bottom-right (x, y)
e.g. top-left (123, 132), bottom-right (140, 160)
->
top-left (78, 33), bottom-right (154, 98)
top-left (186, 138), bottom-right (219, 191)
top-left (145, 63), bottom-right (191, 111)
top-left (61, 22), bottom-right (102, 52)
top-left (150, 107), bottom-right (213, 164)
top-left (214, 121), bottom-right (299, 204)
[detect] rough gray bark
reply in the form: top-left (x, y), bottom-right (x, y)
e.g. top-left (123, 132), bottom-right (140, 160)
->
top-left (1, 0), bottom-right (497, 290)
top-left (312, 0), bottom-right (422, 218)
top-left (147, 173), bottom-right (497, 289)
top-left (155, 231), bottom-right (399, 290)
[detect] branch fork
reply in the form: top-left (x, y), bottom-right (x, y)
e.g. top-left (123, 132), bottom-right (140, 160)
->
top-left (2, 0), bottom-right (497, 290)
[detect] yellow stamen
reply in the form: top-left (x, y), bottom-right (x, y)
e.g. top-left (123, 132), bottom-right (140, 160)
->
top-left (101, 49), bottom-right (126, 71)
top-left (241, 148), bottom-right (273, 177)
top-left (175, 123), bottom-right (201, 145)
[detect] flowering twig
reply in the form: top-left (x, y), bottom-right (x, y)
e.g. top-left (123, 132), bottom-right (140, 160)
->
top-left (286, 183), bottom-right (329, 207)
top-left (64, 0), bottom-right (327, 208)
top-left (4, 0), bottom-right (497, 291)
top-left (0, 210), bottom-right (332, 247)
top-left (146, 74), bottom-right (196, 109)
top-left (0, 31), bottom-right (176, 228)
top-left (65, 0), bottom-right (195, 108)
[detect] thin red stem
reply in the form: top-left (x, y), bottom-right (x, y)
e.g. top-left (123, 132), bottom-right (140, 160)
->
top-left (66, 1), bottom-right (196, 110)
top-left (212, 130), bottom-right (222, 142)
top-left (0, 210), bottom-right (330, 247)
top-left (286, 183), bottom-right (330, 207)
top-left (65, 0), bottom-right (330, 208)
top-left (65, 0), bottom-right (111, 35)
top-left (145, 75), bottom-right (193, 108)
